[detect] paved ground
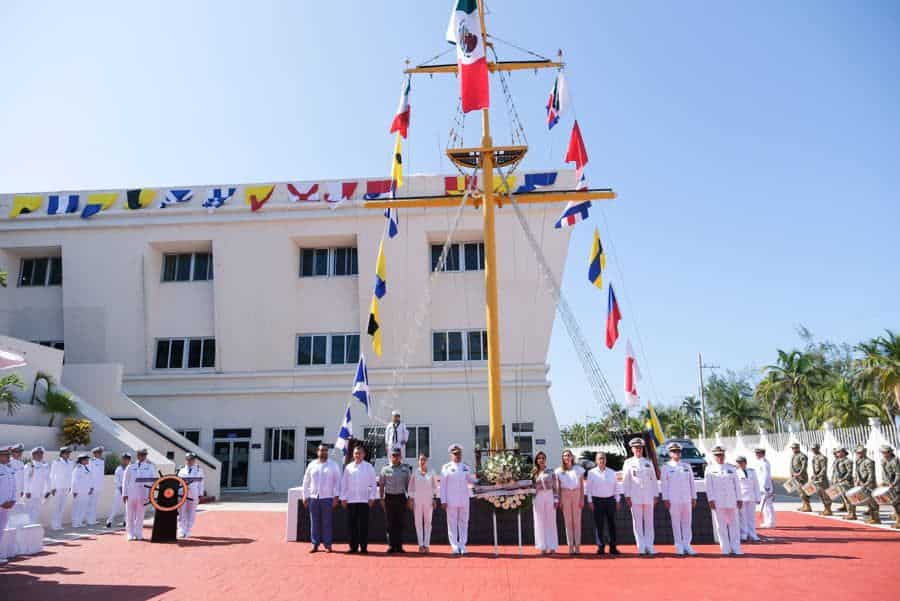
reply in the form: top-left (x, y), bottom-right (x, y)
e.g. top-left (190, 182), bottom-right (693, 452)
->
top-left (4, 507), bottom-right (899, 601)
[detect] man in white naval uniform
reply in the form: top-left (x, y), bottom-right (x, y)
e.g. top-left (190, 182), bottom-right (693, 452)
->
top-left (660, 441), bottom-right (697, 556)
top-left (735, 456), bottom-right (761, 542)
top-left (106, 452), bottom-right (131, 528)
top-left (384, 411), bottom-right (409, 459)
top-left (86, 446), bottom-right (105, 525)
top-left (70, 453), bottom-right (94, 528)
top-left (622, 438), bottom-right (659, 556)
top-left (23, 447), bottom-right (51, 524)
top-left (754, 447), bottom-right (776, 528)
top-left (0, 446), bottom-right (18, 565)
top-left (49, 446), bottom-right (74, 530)
top-left (9, 444), bottom-right (25, 501)
top-left (705, 445), bottom-right (743, 555)
top-left (122, 448), bottom-right (155, 541)
top-left (440, 443), bottom-right (476, 555)
top-left (177, 452), bottom-right (204, 539)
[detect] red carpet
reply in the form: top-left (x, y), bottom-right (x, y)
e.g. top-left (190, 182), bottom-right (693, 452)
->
top-left (4, 511), bottom-right (899, 601)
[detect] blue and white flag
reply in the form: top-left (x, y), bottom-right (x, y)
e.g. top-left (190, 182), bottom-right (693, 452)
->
top-left (161, 188), bottom-right (194, 208)
top-left (47, 194), bottom-right (79, 215)
top-left (203, 187), bottom-right (236, 210)
top-left (575, 172), bottom-right (588, 191)
top-left (334, 404), bottom-right (353, 455)
top-left (384, 207), bottom-right (399, 238)
top-left (515, 172), bottom-right (557, 194)
top-left (351, 354), bottom-right (371, 417)
top-left (554, 200), bottom-right (591, 229)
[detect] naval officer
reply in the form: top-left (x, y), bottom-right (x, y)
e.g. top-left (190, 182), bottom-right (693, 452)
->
top-left (122, 448), bottom-right (155, 541)
top-left (70, 453), bottom-right (93, 528)
top-left (9, 444), bottom-right (25, 501)
top-left (106, 452), bottom-right (131, 528)
top-left (705, 445), bottom-right (743, 556)
top-left (0, 446), bottom-right (18, 565)
top-left (754, 447), bottom-right (775, 528)
top-left (49, 446), bottom-right (73, 530)
top-left (177, 452), bottom-right (205, 539)
top-left (735, 456), bottom-right (761, 542)
top-left (660, 441), bottom-right (697, 556)
top-left (622, 438), bottom-right (659, 556)
top-left (384, 411), bottom-right (409, 459)
top-left (23, 447), bottom-right (51, 524)
top-left (441, 443), bottom-right (476, 555)
top-left (87, 446), bottom-right (105, 525)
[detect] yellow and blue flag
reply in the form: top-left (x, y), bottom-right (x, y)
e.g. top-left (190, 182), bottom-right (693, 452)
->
top-left (81, 192), bottom-right (118, 219)
top-left (374, 239), bottom-right (387, 299)
top-left (367, 295), bottom-right (382, 357)
top-left (588, 227), bottom-right (605, 288)
top-left (9, 195), bottom-right (43, 219)
top-left (125, 188), bottom-right (157, 210)
top-left (646, 401), bottom-right (665, 448)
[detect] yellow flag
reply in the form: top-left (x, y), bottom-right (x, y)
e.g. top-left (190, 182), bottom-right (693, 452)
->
top-left (367, 295), bottom-right (382, 357)
top-left (245, 185), bottom-right (275, 212)
top-left (390, 133), bottom-right (403, 189)
top-left (9, 195), bottom-right (43, 219)
top-left (125, 188), bottom-right (157, 210)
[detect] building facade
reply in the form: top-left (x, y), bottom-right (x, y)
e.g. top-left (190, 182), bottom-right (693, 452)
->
top-left (0, 172), bottom-right (573, 492)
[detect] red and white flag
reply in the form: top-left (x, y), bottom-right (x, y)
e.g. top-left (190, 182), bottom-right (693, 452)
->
top-left (287, 183), bottom-right (320, 202)
top-left (389, 75), bottom-right (411, 138)
top-left (565, 120), bottom-right (589, 182)
top-left (624, 339), bottom-right (641, 407)
top-left (446, 0), bottom-right (489, 113)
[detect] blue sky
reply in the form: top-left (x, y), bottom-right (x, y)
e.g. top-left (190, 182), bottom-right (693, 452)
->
top-left (2, 2), bottom-right (898, 427)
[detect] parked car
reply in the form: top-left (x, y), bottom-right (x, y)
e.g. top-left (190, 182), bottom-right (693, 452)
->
top-left (656, 438), bottom-right (706, 477)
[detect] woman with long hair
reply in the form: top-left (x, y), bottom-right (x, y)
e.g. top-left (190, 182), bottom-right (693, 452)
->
top-left (531, 451), bottom-right (558, 554)
top-left (407, 453), bottom-right (439, 552)
top-left (555, 449), bottom-right (585, 554)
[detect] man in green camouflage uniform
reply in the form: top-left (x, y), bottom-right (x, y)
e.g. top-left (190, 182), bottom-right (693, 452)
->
top-left (831, 448), bottom-right (849, 514)
top-left (854, 445), bottom-right (880, 525)
top-left (879, 444), bottom-right (900, 529)
top-left (790, 442), bottom-right (811, 512)
top-left (810, 443), bottom-right (831, 516)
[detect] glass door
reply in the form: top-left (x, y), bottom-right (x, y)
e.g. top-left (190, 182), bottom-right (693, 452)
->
top-left (213, 439), bottom-right (251, 489)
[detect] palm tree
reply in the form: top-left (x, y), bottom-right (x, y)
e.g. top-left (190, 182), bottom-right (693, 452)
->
top-left (681, 395), bottom-right (701, 421)
top-left (1, 372), bottom-right (25, 416)
top-left (760, 349), bottom-right (826, 429)
top-left (855, 330), bottom-right (900, 417)
top-left (42, 388), bottom-right (78, 426)
top-left (667, 410), bottom-right (700, 438)
top-left (712, 389), bottom-right (766, 435)
top-left (816, 378), bottom-right (884, 427)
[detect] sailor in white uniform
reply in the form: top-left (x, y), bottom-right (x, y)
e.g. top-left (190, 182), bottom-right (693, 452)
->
top-left (440, 443), bottom-right (476, 555)
top-left (86, 446), bottom-right (105, 525)
top-left (659, 441), bottom-right (697, 556)
top-left (106, 452), bottom-right (131, 528)
top-left (122, 448), bottom-right (155, 541)
top-left (9, 444), bottom-right (25, 500)
top-left (70, 453), bottom-right (94, 528)
top-left (177, 452), bottom-right (204, 538)
top-left (49, 446), bottom-right (74, 530)
top-left (0, 446), bottom-right (18, 565)
top-left (23, 447), bottom-right (51, 524)
top-left (622, 438), bottom-right (659, 555)
top-left (735, 456), bottom-right (761, 542)
top-left (705, 445), bottom-right (743, 555)
top-left (754, 447), bottom-right (776, 528)
top-left (384, 411), bottom-right (409, 459)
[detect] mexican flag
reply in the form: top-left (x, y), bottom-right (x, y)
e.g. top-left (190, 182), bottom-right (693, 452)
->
top-left (446, 0), bottom-right (489, 113)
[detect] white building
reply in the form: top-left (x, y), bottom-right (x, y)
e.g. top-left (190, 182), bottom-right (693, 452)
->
top-left (0, 172), bottom-right (572, 492)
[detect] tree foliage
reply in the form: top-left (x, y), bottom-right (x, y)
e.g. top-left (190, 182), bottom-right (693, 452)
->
top-left (1, 372), bottom-right (25, 416)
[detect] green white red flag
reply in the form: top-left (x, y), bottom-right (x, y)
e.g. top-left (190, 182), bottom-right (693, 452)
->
top-left (446, 0), bottom-right (489, 113)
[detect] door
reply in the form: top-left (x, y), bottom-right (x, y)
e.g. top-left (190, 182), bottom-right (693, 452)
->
top-left (213, 440), bottom-right (251, 489)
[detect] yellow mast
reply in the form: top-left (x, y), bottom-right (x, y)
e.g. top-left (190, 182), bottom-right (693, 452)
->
top-left (365, 0), bottom-right (617, 452)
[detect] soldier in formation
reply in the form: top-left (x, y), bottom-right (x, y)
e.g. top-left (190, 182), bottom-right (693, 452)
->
top-left (622, 438), bottom-right (659, 556)
top-left (23, 447), bottom-right (50, 524)
top-left (87, 446), bottom-right (106, 526)
top-left (49, 446), bottom-right (73, 530)
top-left (106, 452), bottom-right (131, 528)
top-left (879, 444), bottom-right (900, 529)
top-left (735, 456), bottom-right (761, 542)
top-left (659, 441), bottom-right (697, 556)
top-left (754, 447), bottom-right (776, 528)
top-left (0, 446), bottom-right (17, 565)
top-left (705, 445), bottom-right (743, 556)
top-left (441, 443), bottom-right (477, 555)
top-left (854, 445), bottom-right (879, 525)
top-left (833, 447), bottom-right (855, 518)
top-left (122, 448), bottom-right (155, 541)
top-left (810, 443), bottom-right (831, 516)
top-left (70, 453), bottom-right (94, 528)
top-left (177, 452), bottom-right (205, 539)
top-left (790, 442), bottom-right (811, 512)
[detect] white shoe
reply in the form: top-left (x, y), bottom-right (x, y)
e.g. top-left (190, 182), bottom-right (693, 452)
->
top-left (686, 547), bottom-right (698, 556)
top-left (647, 546), bottom-right (656, 555)
top-left (676, 550), bottom-right (685, 556)
top-left (733, 550), bottom-right (744, 556)
top-left (127, 536), bottom-right (135, 541)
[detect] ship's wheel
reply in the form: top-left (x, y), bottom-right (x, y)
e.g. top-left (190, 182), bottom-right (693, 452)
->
top-left (148, 475), bottom-right (189, 512)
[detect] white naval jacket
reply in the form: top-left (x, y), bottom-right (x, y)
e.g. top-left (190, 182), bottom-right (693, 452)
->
top-left (384, 422), bottom-right (409, 450)
top-left (736, 467), bottom-right (762, 503)
top-left (755, 458), bottom-right (773, 494)
top-left (71, 463), bottom-right (93, 496)
top-left (122, 461), bottom-right (156, 499)
top-left (112, 465), bottom-right (126, 496)
top-left (50, 457), bottom-right (73, 493)
top-left (440, 461), bottom-right (476, 507)
top-left (705, 461), bottom-right (741, 509)
top-left (660, 460), bottom-right (697, 504)
top-left (0, 463), bottom-right (16, 506)
top-left (24, 460), bottom-right (51, 498)
top-left (89, 457), bottom-right (106, 491)
top-left (10, 457), bottom-right (24, 496)
top-left (177, 464), bottom-right (205, 499)
top-left (622, 456), bottom-right (659, 505)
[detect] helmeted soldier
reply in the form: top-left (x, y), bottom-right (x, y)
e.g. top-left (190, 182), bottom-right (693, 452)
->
top-left (833, 447), bottom-right (855, 519)
top-left (878, 444), bottom-right (900, 529)
top-left (854, 445), bottom-right (879, 524)
top-left (810, 443), bottom-right (831, 516)
top-left (790, 442), bottom-right (811, 512)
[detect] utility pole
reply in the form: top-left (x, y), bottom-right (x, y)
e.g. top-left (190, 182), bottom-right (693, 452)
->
top-left (697, 353), bottom-right (719, 439)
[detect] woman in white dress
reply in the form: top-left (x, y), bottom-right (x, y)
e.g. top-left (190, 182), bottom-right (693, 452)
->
top-left (407, 454), bottom-right (440, 552)
top-left (531, 451), bottom-right (559, 554)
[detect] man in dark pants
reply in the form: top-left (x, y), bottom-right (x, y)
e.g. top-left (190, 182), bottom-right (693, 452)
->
top-left (340, 445), bottom-right (378, 554)
top-left (585, 452), bottom-right (620, 555)
top-left (380, 446), bottom-right (412, 552)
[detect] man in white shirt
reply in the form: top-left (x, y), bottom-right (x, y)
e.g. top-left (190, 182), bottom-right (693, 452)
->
top-left (302, 444), bottom-right (341, 553)
top-left (586, 451), bottom-right (620, 555)
top-left (86, 446), bottom-right (105, 525)
top-left (339, 445), bottom-right (377, 554)
top-left (754, 447), bottom-right (776, 528)
top-left (0, 446), bottom-right (18, 565)
top-left (49, 446), bottom-right (73, 530)
top-left (735, 456), bottom-right (761, 542)
top-left (660, 442), bottom-right (697, 556)
top-left (705, 445), bottom-right (743, 556)
top-left (622, 438), bottom-right (659, 556)
top-left (122, 448), bottom-right (155, 541)
top-left (384, 411), bottom-right (409, 459)
top-left (23, 446), bottom-right (51, 525)
top-left (70, 453), bottom-right (94, 528)
top-left (9, 444), bottom-right (25, 500)
top-left (177, 452), bottom-right (205, 539)
top-left (106, 453), bottom-right (131, 528)
top-left (440, 443), bottom-right (477, 555)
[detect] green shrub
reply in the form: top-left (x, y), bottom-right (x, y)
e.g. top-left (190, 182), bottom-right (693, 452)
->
top-left (61, 418), bottom-right (92, 448)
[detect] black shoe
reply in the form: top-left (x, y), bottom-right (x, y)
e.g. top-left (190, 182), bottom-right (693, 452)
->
top-left (610, 546), bottom-right (621, 555)
top-left (348, 548), bottom-right (358, 554)
top-left (105, 521), bottom-right (111, 528)
top-left (396, 547), bottom-right (405, 553)
top-left (387, 547), bottom-right (395, 554)
top-left (309, 545), bottom-right (319, 553)
top-left (360, 548), bottom-right (369, 554)
top-left (597, 546), bottom-right (605, 555)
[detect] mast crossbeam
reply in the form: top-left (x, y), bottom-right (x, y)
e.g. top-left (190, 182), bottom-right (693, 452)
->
top-left (363, 188), bottom-right (616, 210)
top-left (405, 59), bottom-right (563, 76)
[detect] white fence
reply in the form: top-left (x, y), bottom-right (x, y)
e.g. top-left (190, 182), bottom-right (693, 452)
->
top-left (695, 418), bottom-right (899, 481)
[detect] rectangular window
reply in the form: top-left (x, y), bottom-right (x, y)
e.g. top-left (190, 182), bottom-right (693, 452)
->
top-left (433, 330), bottom-right (485, 362)
top-left (431, 243), bottom-right (460, 272)
top-left (264, 428), bottom-right (296, 462)
top-left (512, 422), bottom-right (534, 463)
top-left (300, 247), bottom-right (358, 277)
top-left (177, 429), bottom-right (201, 446)
top-left (155, 337), bottom-right (216, 369)
top-left (297, 333), bottom-right (360, 366)
top-left (464, 242), bottom-right (485, 271)
top-left (405, 426), bottom-right (431, 460)
top-left (431, 242), bottom-right (484, 273)
top-left (305, 427), bottom-right (325, 462)
top-left (162, 252), bottom-right (214, 282)
top-left (363, 427), bottom-right (387, 459)
top-left (475, 424), bottom-right (506, 450)
top-left (18, 256), bottom-right (62, 287)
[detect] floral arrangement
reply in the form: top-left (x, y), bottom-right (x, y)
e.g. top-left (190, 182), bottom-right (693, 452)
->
top-left (479, 451), bottom-right (531, 511)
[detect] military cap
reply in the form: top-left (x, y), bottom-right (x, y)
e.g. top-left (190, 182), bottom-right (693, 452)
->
top-left (628, 438), bottom-right (645, 447)
top-left (790, 442), bottom-right (800, 449)
top-left (76, 452), bottom-right (90, 461)
top-left (711, 445), bottom-right (726, 455)
top-left (879, 444), bottom-right (894, 454)
top-left (31, 446), bottom-right (45, 454)
top-left (666, 442), bottom-right (683, 452)
top-left (811, 443), bottom-right (820, 450)
top-left (390, 446), bottom-right (402, 455)
top-left (122, 452), bottom-right (132, 459)
top-left (836, 446), bottom-right (847, 453)
top-left (135, 447), bottom-right (149, 455)
top-left (185, 452), bottom-right (197, 460)
top-left (448, 443), bottom-right (462, 453)
top-left (59, 446), bottom-right (72, 453)
top-left (91, 446), bottom-right (105, 453)
top-left (735, 455), bottom-right (747, 463)
top-left (0, 446), bottom-right (10, 455)
top-left (391, 410), bottom-right (401, 417)
top-left (11, 443), bottom-right (24, 452)
top-left (754, 447), bottom-right (766, 453)
top-left (854, 445), bottom-right (866, 454)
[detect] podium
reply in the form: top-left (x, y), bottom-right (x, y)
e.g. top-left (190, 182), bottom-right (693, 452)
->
top-left (136, 473), bottom-right (203, 542)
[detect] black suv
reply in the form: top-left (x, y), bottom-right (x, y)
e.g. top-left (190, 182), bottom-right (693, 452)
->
top-left (657, 438), bottom-right (706, 477)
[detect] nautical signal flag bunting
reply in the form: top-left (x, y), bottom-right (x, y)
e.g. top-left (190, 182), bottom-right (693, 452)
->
top-left (605, 284), bottom-right (621, 349)
top-left (588, 227), bottom-right (605, 289)
top-left (390, 75), bottom-right (411, 139)
top-left (81, 192), bottom-right (118, 219)
top-left (125, 189), bottom-right (157, 210)
top-left (245, 185), bottom-right (275, 212)
top-left (447, 0), bottom-right (489, 113)
top-left (9, 195), bottom-right (43, 219)
top-left (565, 120), bottom-right (589, 182)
